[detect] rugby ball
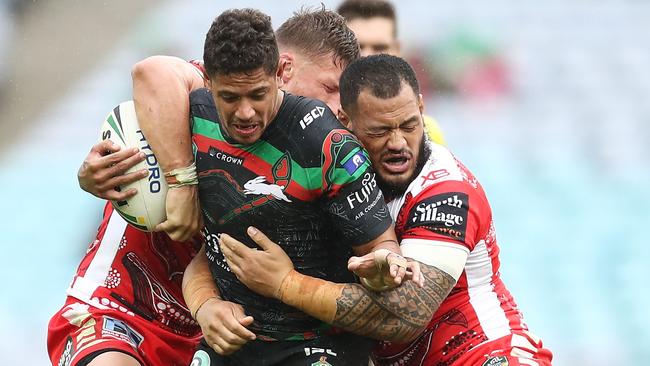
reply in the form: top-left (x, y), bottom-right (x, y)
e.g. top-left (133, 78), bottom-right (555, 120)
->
top-left (99, 100), bottom-right (167, 231)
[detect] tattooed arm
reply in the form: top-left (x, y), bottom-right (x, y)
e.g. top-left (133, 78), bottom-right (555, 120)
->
top-left (329, 264), bottom-right (454, 341)
top-left (219, 228), bottom-right (458, 342)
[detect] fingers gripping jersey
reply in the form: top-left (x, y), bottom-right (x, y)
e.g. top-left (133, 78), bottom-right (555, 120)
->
top-left (189, 89), bottom-right (392, 336)
top-left (374, 141), bottom-right (551, 366)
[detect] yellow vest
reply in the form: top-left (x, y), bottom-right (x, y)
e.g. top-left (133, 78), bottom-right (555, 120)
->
top-left (424, 115), bottom-right (446, 145)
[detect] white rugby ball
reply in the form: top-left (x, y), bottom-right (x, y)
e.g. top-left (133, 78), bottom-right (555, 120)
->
top-left (99, 100), bottom-right (167, 231)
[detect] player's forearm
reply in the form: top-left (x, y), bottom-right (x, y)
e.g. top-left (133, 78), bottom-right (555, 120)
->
top-left (131, 56), bottom-right (202, 172)
top-left (183, 245), bottom-right (220, 318)
top-left (279, 264), bottom-right (455, 342)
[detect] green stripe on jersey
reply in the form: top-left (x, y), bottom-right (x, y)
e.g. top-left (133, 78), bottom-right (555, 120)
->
top-left (193, 117), bottom-right (323, 191)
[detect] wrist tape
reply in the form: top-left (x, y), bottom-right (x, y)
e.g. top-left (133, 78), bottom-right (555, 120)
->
top-left (164, 162), bottom-right (198, 188)
top-left (277, 271), bottom-right (343, 324)
top-left (184, 271), bottom-right (220, 319)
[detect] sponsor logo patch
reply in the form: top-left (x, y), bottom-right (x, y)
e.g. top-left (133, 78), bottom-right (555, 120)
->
top-left (300, 106), bottom-right (326, 129)
top-left (406, 192), bottom-right (469, 241)
top-left (57, 337), bottom-right (73, 366)
top-left (482, 355), bottom-right (509, 366)
top-left (208, 147), bottom-right (244, 165)
top-left (420, 169), bottom-right (450, 186)
top-left (102, 316), bottom-right (144, 348)
top-left (341, 150), bottom-right (367, 175)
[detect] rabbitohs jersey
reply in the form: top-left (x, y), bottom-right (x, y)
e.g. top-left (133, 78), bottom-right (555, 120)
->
top-left (374, 141), bottom-right (531, 366)
top-left (66, 203), bottom-right (202, 338)
top-left (189, 89), bottom-right (392, 336)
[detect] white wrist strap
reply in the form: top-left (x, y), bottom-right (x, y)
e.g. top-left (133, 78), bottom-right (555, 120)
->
top-left (164, 162), bottom-right (198, 188)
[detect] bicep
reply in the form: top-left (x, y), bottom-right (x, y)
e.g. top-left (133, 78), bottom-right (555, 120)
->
top-left (351, 225), bottom-right (399, 256)
top-left (401, 238), bottom-right (468, 280)
top-left (131, 56), bottom-right (198, 170)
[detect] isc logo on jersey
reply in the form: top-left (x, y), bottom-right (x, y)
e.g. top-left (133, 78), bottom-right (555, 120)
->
top-left (99, 100), bottom-right (167, 231)
top-left (299, 106), bottom-right (325, 129)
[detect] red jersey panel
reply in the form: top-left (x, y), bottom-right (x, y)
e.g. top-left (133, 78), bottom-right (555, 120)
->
top-left (374, 142), bottom-right (551, 366)
top-left (65, 202), bottom-right (202, 338)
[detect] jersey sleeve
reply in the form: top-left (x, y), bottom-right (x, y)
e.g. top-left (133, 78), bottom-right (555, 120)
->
top-left (187, 59), bottom-right (208, 81)
top-left (319, 128), bottom-right (393, 246)
top-left (400, 180), bottom-right (490, 252)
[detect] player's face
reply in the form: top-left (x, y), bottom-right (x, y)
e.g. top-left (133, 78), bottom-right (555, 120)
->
top-left (347, 17), bottom-right (399, 57)
top-left (209, 67), bottom-right (283, 145)
top-left (281, 52), bottom-right (344, 113)
top-left (347, 84), bottom-right (425, 194)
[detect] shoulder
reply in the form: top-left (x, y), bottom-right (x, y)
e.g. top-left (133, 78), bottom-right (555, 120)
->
top-left (279, 94), bottom-right (361, 165)
top-left (189, 87), bottom-right (213, 106)
top-left (187, 59), bottom-right (207, 81)
top-left (280, 93), bottom-right (348, 142)
top-left (396, 143), bottom-right (490, 238)
top-left (189, 88), bottom-right (219, 122)
top-left (406, 142), bottom-right (469, 198)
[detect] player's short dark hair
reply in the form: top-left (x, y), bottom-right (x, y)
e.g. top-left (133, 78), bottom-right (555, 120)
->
top-left (340, 54), bottom-right (419, 113)
top-left (337, 0), bottom-right (397, 34)
top-left (203, 8), bottom-right (279, 77)
top-left (276, 6), bottom-right (360, 68)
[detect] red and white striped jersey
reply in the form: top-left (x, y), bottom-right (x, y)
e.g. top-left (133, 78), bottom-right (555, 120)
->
top-left (66, 202), bottom-right (202, 338)
top-left (374, 141), bottom-right (531, 366)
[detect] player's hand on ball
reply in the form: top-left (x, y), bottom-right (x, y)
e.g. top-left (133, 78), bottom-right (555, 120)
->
top-left (195, 298), bottom-right (256, 355)
top-left (155, 185), bottom-right (203, 241)
top-left (78, 140), bottom-right (147, 200)
top-left (219, 227), bottom-right (294, 299)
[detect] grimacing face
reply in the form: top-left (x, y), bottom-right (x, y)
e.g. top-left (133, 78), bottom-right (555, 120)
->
top-left (208, 66), bottom-right (284, 145)
top-left (346, 17), bottom-right (399, 57)
top-left (344, 83), bottom-right (425, 193)
top-left (280, 51), bottom-right (344, 113)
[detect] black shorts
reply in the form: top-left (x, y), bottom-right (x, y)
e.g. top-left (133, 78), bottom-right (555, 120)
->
top-left (190, 333), bottom-right (374, 366)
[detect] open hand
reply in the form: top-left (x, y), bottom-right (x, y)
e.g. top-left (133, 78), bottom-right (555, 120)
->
top-left (78, 140), bottom-right (147, 200)
top-left (219, 227), bottom-right (294, 299)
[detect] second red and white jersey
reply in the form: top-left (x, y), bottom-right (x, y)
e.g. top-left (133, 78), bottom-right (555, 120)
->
top-left (374, 141), bottom-right (530, 366)
top-left (66, 203), bottom-right (202, 338)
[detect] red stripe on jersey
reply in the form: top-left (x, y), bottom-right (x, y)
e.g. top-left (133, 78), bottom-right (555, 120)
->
top-left (193, 134), bottom-right (321, 201)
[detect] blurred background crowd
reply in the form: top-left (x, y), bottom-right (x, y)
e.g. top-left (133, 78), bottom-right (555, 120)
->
top-left (0, 1), bottom-right (648, 364)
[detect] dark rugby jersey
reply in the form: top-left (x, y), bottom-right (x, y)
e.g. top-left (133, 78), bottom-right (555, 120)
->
top-left (189, 89), bottom-right (392, 336)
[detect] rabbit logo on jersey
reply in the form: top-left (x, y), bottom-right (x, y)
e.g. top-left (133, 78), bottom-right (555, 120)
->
top-left (243, 176), bottom-right (292, 202)
top-left (406, 192), bottom-right (469, 241)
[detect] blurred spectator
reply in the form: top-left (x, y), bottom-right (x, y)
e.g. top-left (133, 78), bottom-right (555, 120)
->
top-left (337, 0), bottom-right (446, 145)
top-left (0, 0), bottom-right (14, 99)
top-left (424, 30), bottom-right (512, 100)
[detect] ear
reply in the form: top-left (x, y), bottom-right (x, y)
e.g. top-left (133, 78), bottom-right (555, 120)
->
top-left (337, 109), bottom-right (352, 129)
top-left (278, 53), bottom-right (294, 86)
top-left (276, 58), bottom-right (287, 88)
top-left (418, 93), bottom-right (425, 115)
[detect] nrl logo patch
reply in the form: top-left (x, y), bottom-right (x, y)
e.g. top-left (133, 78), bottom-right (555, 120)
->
top-left (482, 355), bottom-right (509, 366)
